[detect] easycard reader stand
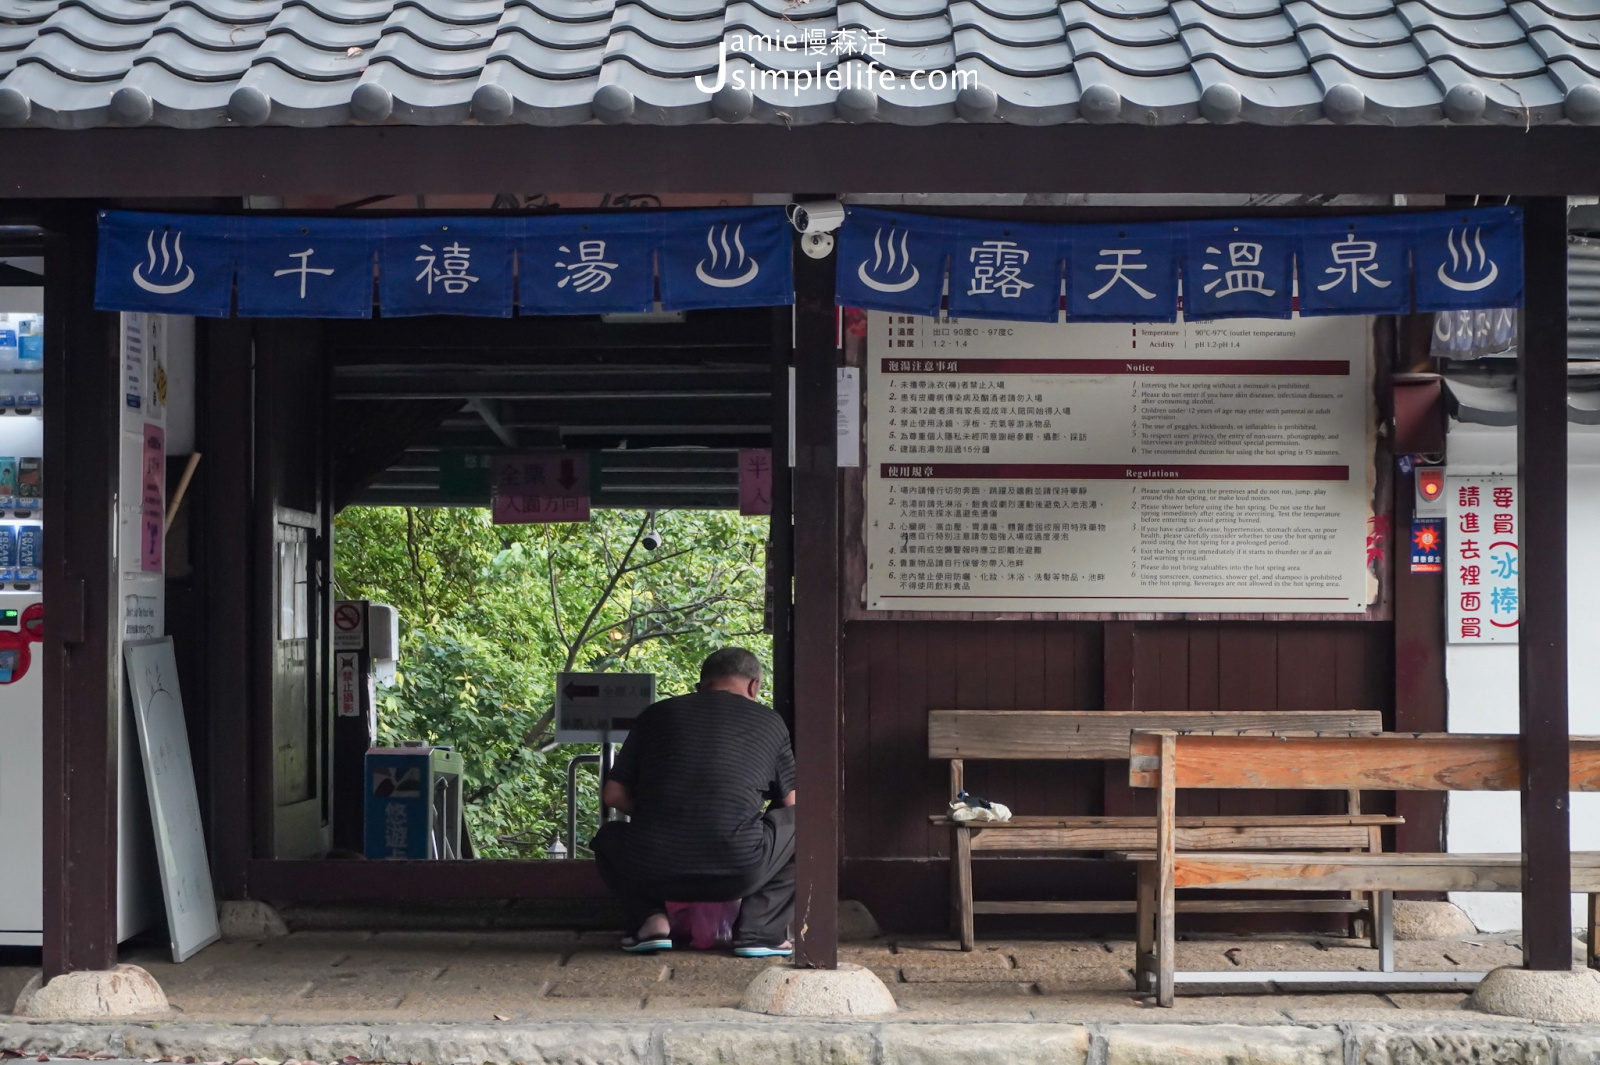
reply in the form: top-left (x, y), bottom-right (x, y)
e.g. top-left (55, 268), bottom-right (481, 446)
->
top-left (332, 600), bottom-right (398, 854)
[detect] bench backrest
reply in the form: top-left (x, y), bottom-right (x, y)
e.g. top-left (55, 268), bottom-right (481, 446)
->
top-left (929, 710), bottom-right (1386, 761)
top-left (1128, 731), bottom-right (1600, 792)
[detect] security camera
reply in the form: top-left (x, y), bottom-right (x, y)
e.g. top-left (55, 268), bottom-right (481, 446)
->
top-left (788, 199), bottom-right (846, 235)
top-left (641, 512), bottom-right (663, 552)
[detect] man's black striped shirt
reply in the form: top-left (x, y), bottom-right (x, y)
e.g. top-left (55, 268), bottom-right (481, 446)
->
top-left (609, 690), bottom-right (796, 878)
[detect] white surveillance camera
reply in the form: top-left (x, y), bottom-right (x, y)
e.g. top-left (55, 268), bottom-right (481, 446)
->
top-left (641, 530), bottom-right (663, 551)
top-left (788, 199), bottom-right (846, 235)
top-left (801, 231), bottom-right (835, 260)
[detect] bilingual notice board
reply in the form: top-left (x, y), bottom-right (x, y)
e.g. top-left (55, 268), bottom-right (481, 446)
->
top-left (863, 311), bottom-right (1377, 614)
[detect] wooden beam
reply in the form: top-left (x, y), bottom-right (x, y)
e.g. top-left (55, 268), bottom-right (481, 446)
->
top-left (1519, 196), bottom-right (1572, 971)
top-left (791, 230), bottom-right (840, 969)
top-left (1128, 732), bottom-right (1600, 792)
top-left (10, 126), bottom-right (1600, 198)
top-left (769, 306), bottom-right (795, 734)
top-left (41, 208), bottom-right (122, 978)
top-left (246, 859), bottom-right (605, 900)
top-left (929, 709), bottom-right (1384, 760)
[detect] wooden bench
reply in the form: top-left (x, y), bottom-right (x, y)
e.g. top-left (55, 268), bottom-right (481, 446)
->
top-left (929, 710), bottom-right (1399, 951)
top-left (1124, 730), bottom-right (1600, 1005)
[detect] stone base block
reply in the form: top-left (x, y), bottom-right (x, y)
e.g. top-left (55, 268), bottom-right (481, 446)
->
top-left (739, 963), bottom-right (897, 1017)
top-left (218, 899), bottom-right (290, 940)
top-left (13, 965), bottom-right (169, 1020)
top-left (1469, 965), bottom-right (1600, 1023)
top-left (839, 900), bottom-right (882, 942)
top-left (1392, 901), bottom-right (1477, 940)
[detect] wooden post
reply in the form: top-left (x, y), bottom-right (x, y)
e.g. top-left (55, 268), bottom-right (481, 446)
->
top-left (41, 210), bottom-right (123, 978)
top-left (1156, 731), bottom-right (1177, 1007)
top-left (1518, 196), bottom-right (1571, 971)
top-left (201, 319), bottom-right (256, 897)
top-left (770, 306), bottom-right (795, 734)
top-left (791, 234), bottom-right (840, 969)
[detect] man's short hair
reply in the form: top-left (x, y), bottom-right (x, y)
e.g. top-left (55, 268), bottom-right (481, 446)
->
top-left (700, 647), bottom-right (763, 685)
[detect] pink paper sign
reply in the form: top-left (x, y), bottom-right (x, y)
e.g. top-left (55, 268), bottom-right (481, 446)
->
top-left (141, 424), bottom-right (165, 572)
top-left (491, 453), bottom-right (592, 525)
top-left (739, 449), bottom-right (773, 516)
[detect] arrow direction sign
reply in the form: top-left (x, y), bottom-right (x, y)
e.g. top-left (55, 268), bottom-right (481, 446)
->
top-left (491, 452), bottom-right (591, 525)
top-left (554, 671), bottom-right (656, 744)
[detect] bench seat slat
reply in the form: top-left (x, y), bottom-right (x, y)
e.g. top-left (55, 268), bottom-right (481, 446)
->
top-left (928, 814), bottom-right (1402, 828)
top-left (930, 710), bottom-right (1385, 761)
top-left (1121, 851), bottom-right (1600, 893)
top-left (969, 825), bottom-right (1380, 852)
top-left (973, 899), bottom-right (1368, 916)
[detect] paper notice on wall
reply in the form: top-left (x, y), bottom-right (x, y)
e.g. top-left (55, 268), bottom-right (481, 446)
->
top-left (123, 313), bottom-right (145, 416)
top-left (1447, 474), bottom-right (1519, 643)
top-left (123, 593), bottom-right (163, 641)
top-left (141, 424), bottom-right (165, 573)
top-left (863, 311), bottom-right (1377, 614)
top-left (786, 366), bottom-right (865, 467)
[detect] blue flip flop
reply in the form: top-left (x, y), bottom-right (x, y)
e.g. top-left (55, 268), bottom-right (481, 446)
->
top-left (733, 943), bottom-right (794, 958)
top-left (622, 936), bottom-right (673, 953)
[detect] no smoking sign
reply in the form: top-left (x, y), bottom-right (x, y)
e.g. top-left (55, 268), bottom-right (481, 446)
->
top-left (334, 601), bottom-right (366, 650)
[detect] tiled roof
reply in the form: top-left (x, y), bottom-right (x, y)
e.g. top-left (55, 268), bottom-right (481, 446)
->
top-left (2, 0), bottom-right (1599, 128)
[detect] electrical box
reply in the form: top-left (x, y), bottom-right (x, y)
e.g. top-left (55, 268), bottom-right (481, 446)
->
top-left (364, 744), bottom-right (463, 860)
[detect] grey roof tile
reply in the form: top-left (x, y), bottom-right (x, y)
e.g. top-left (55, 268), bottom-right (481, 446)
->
top-left (1406, 0), bottom-right (1509, 18)
top-left (1398, 4), bottom-right (1522, 44)
top-left (1060, 2), bottom-right (1181, 41)
top-left (39, 5), bottom-right (154, 46)
top-left (954, 26), bottom-right (1070, 70)
top-left (137, 30), bottom-right (257, 74)
top-left (1529, 25), bottom-right (1600, 71)
top-left (1414, 27), bottom-right (1541, 73)
top-left (16, 32), bottom-right (137, 77)
top-left (1172, 4), bottom-right (1295, 43)
top-left (2, 0), bottom-right (1599, 126)
top-left (1180, 26), bottom-right (1310, 74)
top-left (154, 7), bottom-right (273, 49)
top-left (951, 5), bottom-right (1065, 47)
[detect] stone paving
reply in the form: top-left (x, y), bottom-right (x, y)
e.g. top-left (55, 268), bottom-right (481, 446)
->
top-left (5, 929), bottom-right (1597, 1065)
top-left (0, 928), bottom-right (1543, 1023)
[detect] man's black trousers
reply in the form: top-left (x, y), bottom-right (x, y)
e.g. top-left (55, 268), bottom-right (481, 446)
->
top-left (591, 805), bottom-right (795, 948)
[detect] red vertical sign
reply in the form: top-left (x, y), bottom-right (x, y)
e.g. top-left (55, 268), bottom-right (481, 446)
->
top-left (141, 424), bottom-right (165, 573)
top-left (739, 448), bottom-right (773, 516)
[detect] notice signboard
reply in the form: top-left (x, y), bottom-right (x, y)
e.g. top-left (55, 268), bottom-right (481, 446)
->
top-left (554, 672), bottom-right (656, 744)
top-left (1447, 474), bottom-right (1519, 643)
top-left (491, 453), bottom-right (592, 525)
top-left (863, 312), bottom-right (1376, 614)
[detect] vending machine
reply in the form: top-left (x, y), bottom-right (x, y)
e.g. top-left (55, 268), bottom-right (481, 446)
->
top-left (0, 275), bottom-right (47, 945)
top-left (0, 266), bottom-right (161, 946)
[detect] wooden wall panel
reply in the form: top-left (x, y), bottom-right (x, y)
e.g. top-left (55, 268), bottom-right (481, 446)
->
top-left (844, 620), bottom-right (1393, 863)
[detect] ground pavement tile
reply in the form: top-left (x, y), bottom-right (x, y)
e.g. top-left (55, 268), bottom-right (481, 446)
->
top-left (427, 962), bottom-right (560, 998)
top-left (1396, 939), bottom-right (1523, 970)
top-left (1386, 991), bottom-right (1472, 1012)
top-left (1034, 969), bottom-right (1137, 993)
top-left (302, 970), bottom-right (443, 1010)
top-left (1205, 939), bottom-right (1382, 972)
top-left (1009, 941), bottom-right (1136, 971)
top-left (544, 968), bottom-right (669, 999)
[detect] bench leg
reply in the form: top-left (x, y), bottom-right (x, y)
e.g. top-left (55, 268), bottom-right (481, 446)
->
top-left (1589, 894), bottom-right (1598, 971)
top-left (952, 826), bottom-right (975, 952)
top-left (1378, 891), bottom-right (1395, 973)
top-left (1135, 862), bottom-right (1155, 992)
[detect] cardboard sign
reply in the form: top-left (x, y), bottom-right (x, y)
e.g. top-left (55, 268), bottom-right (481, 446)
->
top-left (491, 453), bottom-right (591, 525)
top-left (1447, 475), bottom-right (1519, 643)
top-left (554, 671), bottom-right (655, 744)
top-left (739, 448), bottom-right (773, 516)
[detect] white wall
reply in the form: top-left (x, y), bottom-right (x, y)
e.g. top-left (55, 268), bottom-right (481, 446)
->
top-left (1443, 421), bottom-right (1600, 931)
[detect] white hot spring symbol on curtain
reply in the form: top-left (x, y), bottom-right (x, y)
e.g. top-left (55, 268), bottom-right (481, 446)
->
top-left (858, 227), bottom-right (919, 292)
top-left (132, 229), bottom-right (197, 295)
top-left (696, 223), bottom-right (760, 288)
top-left (1437, 227), bottom-right (1499, 292)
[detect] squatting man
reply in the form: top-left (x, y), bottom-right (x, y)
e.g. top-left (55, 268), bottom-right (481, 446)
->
top-left (591, 647), bottom-right (797, 957)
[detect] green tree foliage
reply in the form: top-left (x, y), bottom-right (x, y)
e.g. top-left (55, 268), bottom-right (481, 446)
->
top-left (334, 507), bottom-right (772, 858)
